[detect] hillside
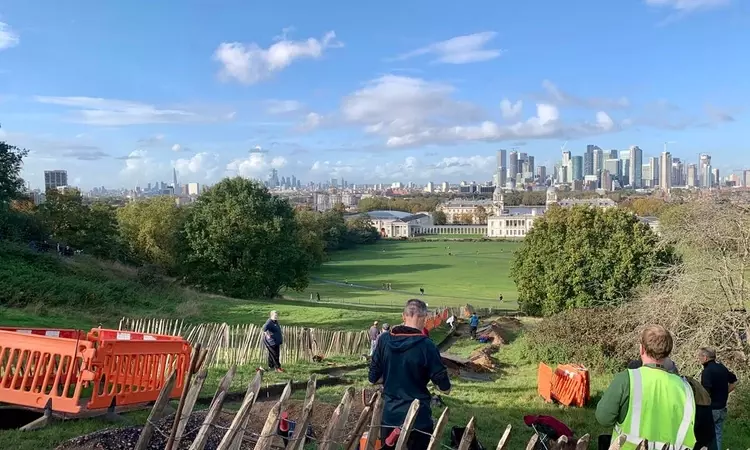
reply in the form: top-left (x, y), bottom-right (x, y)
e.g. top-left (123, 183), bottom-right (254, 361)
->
top-left (0, 241), bottom-right (402, 330)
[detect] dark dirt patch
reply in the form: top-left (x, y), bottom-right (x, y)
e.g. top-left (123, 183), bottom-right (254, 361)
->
top-left (56, 396), bottom-right (368, 450)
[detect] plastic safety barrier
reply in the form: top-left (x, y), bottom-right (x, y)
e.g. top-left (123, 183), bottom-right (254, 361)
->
top-left (0, 327), bottom-right (191, 415)
top-left (536, 362), bottom-right (590, 408)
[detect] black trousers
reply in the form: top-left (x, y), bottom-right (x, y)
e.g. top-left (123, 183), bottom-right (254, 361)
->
top-left (264, 341), bottom-right (281, 369)
top-left (470, 326), bottom-right (477, 339)
top-left (381, 425), bottom-right (433, 450)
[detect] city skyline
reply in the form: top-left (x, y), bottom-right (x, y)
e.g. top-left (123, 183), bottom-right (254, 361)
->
top-left (1, 0), bottom-right (747, 189)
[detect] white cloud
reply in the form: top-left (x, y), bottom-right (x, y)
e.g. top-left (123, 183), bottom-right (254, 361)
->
top-left (214, 30), bottom-right (342, 85)
top-left (500, 99), bottom-right (523, 120)
top-left (0, 22), bottom-right (19, 50)
top-left (644, 0), bottom-right (731, 11)
top-left (393, 32), bottom-right (503, 64)
top-left (227, 153), bottom-right (288, 178)
top-left (171, 144), bottom-right (182, 152)
top-left (541, 80), bottom-right (630, 109)
top-left (120, 149), bottom-right (164, 180)
top-left (174, 152), bottom-right (220, 180)
top-left (298, 112), bottom-right (323, 131)
top-left (338, 75), bottom-right (619, 148)
top-left (342, 75), bottom-right (483, 137)
top-left (265, 99), bottom-right (305, 115)
top-left (34, 96), bottom-right (229, 126)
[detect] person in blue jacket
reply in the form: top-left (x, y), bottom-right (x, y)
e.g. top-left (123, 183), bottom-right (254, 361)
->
top-left (469, 313), bottom-right (479, 340)
top-left (262, 310), bottom-right (284, 372)
top-left (369, 299), bottom-right (451, 450)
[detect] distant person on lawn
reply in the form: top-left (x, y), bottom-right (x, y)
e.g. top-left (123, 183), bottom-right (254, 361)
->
top-left (369, 299), bottom-right (451, 450)
top-left (262, 311), bottom-right (284, 372)
top-left (369, 321), bottom-right (381, 357)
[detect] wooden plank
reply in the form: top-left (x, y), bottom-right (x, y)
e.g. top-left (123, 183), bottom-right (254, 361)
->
top-left (228, 369), bottom-right (264, 450)
top-left (426, 408), bottom-right (449, 450)
top-left (608, 435), bottom-right (626, 450)
top-left (456, 417), bottom-right (475, 450)
top-left (287, 376), bottom-right (318, 450)
top-left (574, 433), bottom-right (590, 450)
top-left (188, 390), bottom-right (227, 450)
top-left (365, 392), bottom-right (383, 450)
top-left (525, 434), bottom-right (539, 450)
top-left (495, 424), bottom-right (512, 450)
top-left (165, 343), bottom-right (202, 450)
top-left (393, 399), bottom-right (420, 450)
top-left (134, 369), bottom-right (177, 450)
top-left (216, 392), bottom-right (257, 450)
top-left (172, 367), bottom-right (208, 448)
top-left (319, 386), bottom-right (355, 450)
top-left (344, 405), bottom-right (373, 450)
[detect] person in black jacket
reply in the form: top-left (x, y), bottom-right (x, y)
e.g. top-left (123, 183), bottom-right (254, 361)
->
top-left (369, 299), bottom-right (451, 450)
top-left (262, 310), bottom-right (284, 372)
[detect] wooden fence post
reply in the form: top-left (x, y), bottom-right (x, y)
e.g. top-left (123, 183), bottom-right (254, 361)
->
top-left (134, 369), bottom-right (177, 450)
top-left (319, 386), bottom-right (355, 450)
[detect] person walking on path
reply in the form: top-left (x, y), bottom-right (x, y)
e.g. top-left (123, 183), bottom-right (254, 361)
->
top-left (262, 310), bottom-right (284, 372)
top-left (469, 313), bottom-right (479, 340)
top-left (369, 321), bottom-right (381, 357)
top-left (369, 299), bottom-right (451, 450)
top-left (699, 347), bottom-right (738, 450)
top-left (595, 325), bottom-right (696, 450)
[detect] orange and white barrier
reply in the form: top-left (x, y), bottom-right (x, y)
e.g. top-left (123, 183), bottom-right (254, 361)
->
top-left (0, 327), bottom-right (191, 415)
top-left (537, 362), bottom-right (590, 408)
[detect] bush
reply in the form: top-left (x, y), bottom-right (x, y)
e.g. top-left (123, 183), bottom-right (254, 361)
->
top-left (136, 264), bottom-right (163, 287)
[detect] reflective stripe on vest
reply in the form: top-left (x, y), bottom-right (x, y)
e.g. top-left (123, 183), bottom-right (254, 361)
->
top-left (613, 368), bottom-right (696, 450)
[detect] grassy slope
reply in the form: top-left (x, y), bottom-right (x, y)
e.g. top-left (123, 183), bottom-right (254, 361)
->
top-left (0, 241), bottom-right (404, 330)
top-left (287, 240), bottom-right (522, 308)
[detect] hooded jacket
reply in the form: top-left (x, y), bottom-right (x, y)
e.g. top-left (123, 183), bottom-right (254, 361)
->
top-left (368, 325), bottom-right (451, 430)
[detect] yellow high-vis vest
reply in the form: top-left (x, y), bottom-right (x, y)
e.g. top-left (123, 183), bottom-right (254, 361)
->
top-left (612, 366), bottom-right (697, 450)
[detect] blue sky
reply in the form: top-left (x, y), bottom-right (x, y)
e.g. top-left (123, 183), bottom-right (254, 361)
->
top-left (0, 0), bottom-right (747, 189)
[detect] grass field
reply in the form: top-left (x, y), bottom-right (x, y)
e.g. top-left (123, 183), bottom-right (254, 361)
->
top-left (287, 240), bottom-right (521, 308)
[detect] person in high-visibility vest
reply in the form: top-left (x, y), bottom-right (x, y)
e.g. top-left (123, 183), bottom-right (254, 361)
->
top-left (596, 325), bottom-right (696, 450)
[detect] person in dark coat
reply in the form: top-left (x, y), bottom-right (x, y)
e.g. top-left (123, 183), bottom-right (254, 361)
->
top-left (262, 310), bottom-right (284, 372)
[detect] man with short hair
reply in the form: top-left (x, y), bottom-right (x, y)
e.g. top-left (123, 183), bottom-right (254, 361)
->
top-left (369, 299), bottom-right (451, 450)
top-left (369, 321), bottom-right (380, 357)
top-left (699, 347), bottom-right (738, 450)
top-left (596, 325), bottom-right (696, 450)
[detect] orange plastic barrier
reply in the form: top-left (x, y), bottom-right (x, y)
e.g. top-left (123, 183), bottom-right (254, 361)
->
top-left (0, 327), bottom-right (191, 415)
top-left (423, 309), bottom-right (449, 332)
top-left (536, 362), bottom-right (590, 408)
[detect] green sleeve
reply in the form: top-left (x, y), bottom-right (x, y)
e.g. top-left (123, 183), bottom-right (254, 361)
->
top-left (595, 370), bottom-right (630, 427)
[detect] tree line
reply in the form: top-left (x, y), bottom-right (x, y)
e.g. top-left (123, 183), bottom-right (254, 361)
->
top-left (0, 139), bottom-right (378, 299)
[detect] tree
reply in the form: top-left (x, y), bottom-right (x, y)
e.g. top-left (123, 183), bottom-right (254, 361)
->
top-left (0, 138), bottom-right (28, 203)
top-left (182, 177), bottom-right (311, 298)
top-left (433, 210), bottom-right (447, 225)
top-left (458, 212), bottom-right (475, 224)
top-left (475, 206), bottom-right (488, 224)
top-left (117, 197), bottom-right (187, 270)
top-left (346, 214), bottom-right (379, 245)
top-left (622, 197), bottom-right (671, 217)
top-left (39, 190), bottom-right (122, 258)
top-left (511, 206), bottom-right (677, 316)
top-left (294, 209), bottom-right (326, 267)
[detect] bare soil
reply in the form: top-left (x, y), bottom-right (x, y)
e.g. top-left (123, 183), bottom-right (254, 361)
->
top-left (56, 397), bottom-right (367, 450)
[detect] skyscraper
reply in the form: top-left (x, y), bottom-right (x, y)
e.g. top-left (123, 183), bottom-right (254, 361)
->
top-left (508, 151), bottom-right (519, 184)
top-left (647, 156), bottom-right (659, 187)
top-left (671, 158), bottom-right (684, 187)
top-left (44, 170), bottom-right (68, 191)
top-left (687, 164), bottom-right (698, 188)
top-left (629, 146), bottom-right (643, 188)
top-left (608, 149), bottom-right (618, 159)
top-left (699, 154), bottom-right (712, 188)
top-left (537, 166), bottom-right (547, 181)
top-left (496, 149), bottom-right (508, 187)
top-left (571, 156), bottom-right (584, 181)
top-left (605, 159), bottom-right (622, 186)
top-left (584, 145), bottom-right (595, 176)
top-left (593, 148), bottom-right (604, 175)
top-left (527, 156), bottom-right (535, 175)
top-left (660, 151), bottom-right (672, 192)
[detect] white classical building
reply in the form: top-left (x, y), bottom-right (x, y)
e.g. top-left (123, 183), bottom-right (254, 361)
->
top-left (486, 186), bottom-right (556, 238)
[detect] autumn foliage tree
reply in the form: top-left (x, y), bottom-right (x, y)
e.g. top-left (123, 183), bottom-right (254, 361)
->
top-left (511, 205), bottom-right (677, 316)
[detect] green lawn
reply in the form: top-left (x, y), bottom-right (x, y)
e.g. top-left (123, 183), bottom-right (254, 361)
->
top-left (286, 240), bottom-right (521, 308)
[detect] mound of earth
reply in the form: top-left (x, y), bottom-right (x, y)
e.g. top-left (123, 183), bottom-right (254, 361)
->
top-left (57, 397), bottom-right (366, 450)
top-left (479, 317), bottom-right (523, 345)
top-left (468, 345), bottom-right (500, 372)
